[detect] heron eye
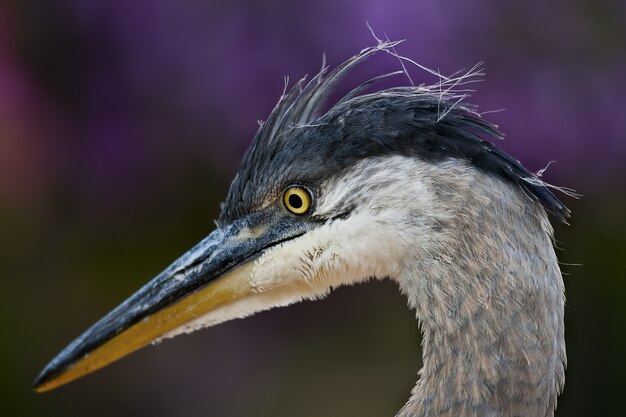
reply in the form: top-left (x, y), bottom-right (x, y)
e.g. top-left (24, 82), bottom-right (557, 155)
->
top-left (283, 186), bottom-right (312, 215)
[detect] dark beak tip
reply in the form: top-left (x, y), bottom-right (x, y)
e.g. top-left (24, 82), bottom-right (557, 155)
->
top-left (33, 376), bottom-right (47, 393)
top-left (33, 366), bottom-right (52, 393)
top-left (33, 356), bottom-right (66, 393)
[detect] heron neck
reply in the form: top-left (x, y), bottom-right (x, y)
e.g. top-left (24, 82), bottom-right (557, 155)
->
top-left (395, 176), bottom-right (566, 417)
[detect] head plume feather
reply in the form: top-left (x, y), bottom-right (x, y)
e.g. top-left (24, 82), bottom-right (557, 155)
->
top-left (224, 43), bottom-right (571, 224)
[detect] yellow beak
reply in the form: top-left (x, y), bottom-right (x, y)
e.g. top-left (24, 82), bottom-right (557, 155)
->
top-left (34, 211), bottom-right (312, 393)
top-left (34, 261), bottom-right (255, 393)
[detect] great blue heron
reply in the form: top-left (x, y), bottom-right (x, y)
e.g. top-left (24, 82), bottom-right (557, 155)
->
top-left (34, 43), bottom-right (569, 417)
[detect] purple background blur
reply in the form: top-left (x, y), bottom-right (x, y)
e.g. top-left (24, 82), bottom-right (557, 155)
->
top-left (1, 1), bottom-right (625, 416)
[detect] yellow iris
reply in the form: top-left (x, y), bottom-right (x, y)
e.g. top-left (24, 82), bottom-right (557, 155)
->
top-left (283, 186), bottom-right (312, 215)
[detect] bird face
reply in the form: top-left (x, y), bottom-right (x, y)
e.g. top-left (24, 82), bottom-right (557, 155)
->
top-left (33, 148), bottom-right (439, 393)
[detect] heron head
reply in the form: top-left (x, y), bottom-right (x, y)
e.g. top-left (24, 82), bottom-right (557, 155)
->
top-left (34, 43), bottom-right (569, 393)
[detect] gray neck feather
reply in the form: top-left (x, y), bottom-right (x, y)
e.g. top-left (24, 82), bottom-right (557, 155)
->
top-left (394, 161), bottom-right (566, 417)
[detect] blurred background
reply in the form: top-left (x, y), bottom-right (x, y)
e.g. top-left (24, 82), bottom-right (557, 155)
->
top-left (1, 0), bottom-right (625, 416)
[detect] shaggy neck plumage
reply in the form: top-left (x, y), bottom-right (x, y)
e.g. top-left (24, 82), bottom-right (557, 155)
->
top-left (394, 164), bottom-right (566, 417)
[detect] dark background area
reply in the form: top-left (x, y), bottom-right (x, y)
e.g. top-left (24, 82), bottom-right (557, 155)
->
top-left (1, 1), bottom-right (625, 416)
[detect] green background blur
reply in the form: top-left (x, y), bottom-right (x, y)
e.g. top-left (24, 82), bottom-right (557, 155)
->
top-left (1, 1), bottom-right (625, 416)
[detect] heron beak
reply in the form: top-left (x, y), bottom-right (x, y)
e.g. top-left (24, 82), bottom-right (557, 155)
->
top-left (33, 212), bottom-right (312, 393)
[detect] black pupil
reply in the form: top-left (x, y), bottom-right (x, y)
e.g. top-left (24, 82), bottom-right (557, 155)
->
top-left (289, 193), bottom-right (303, 209)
